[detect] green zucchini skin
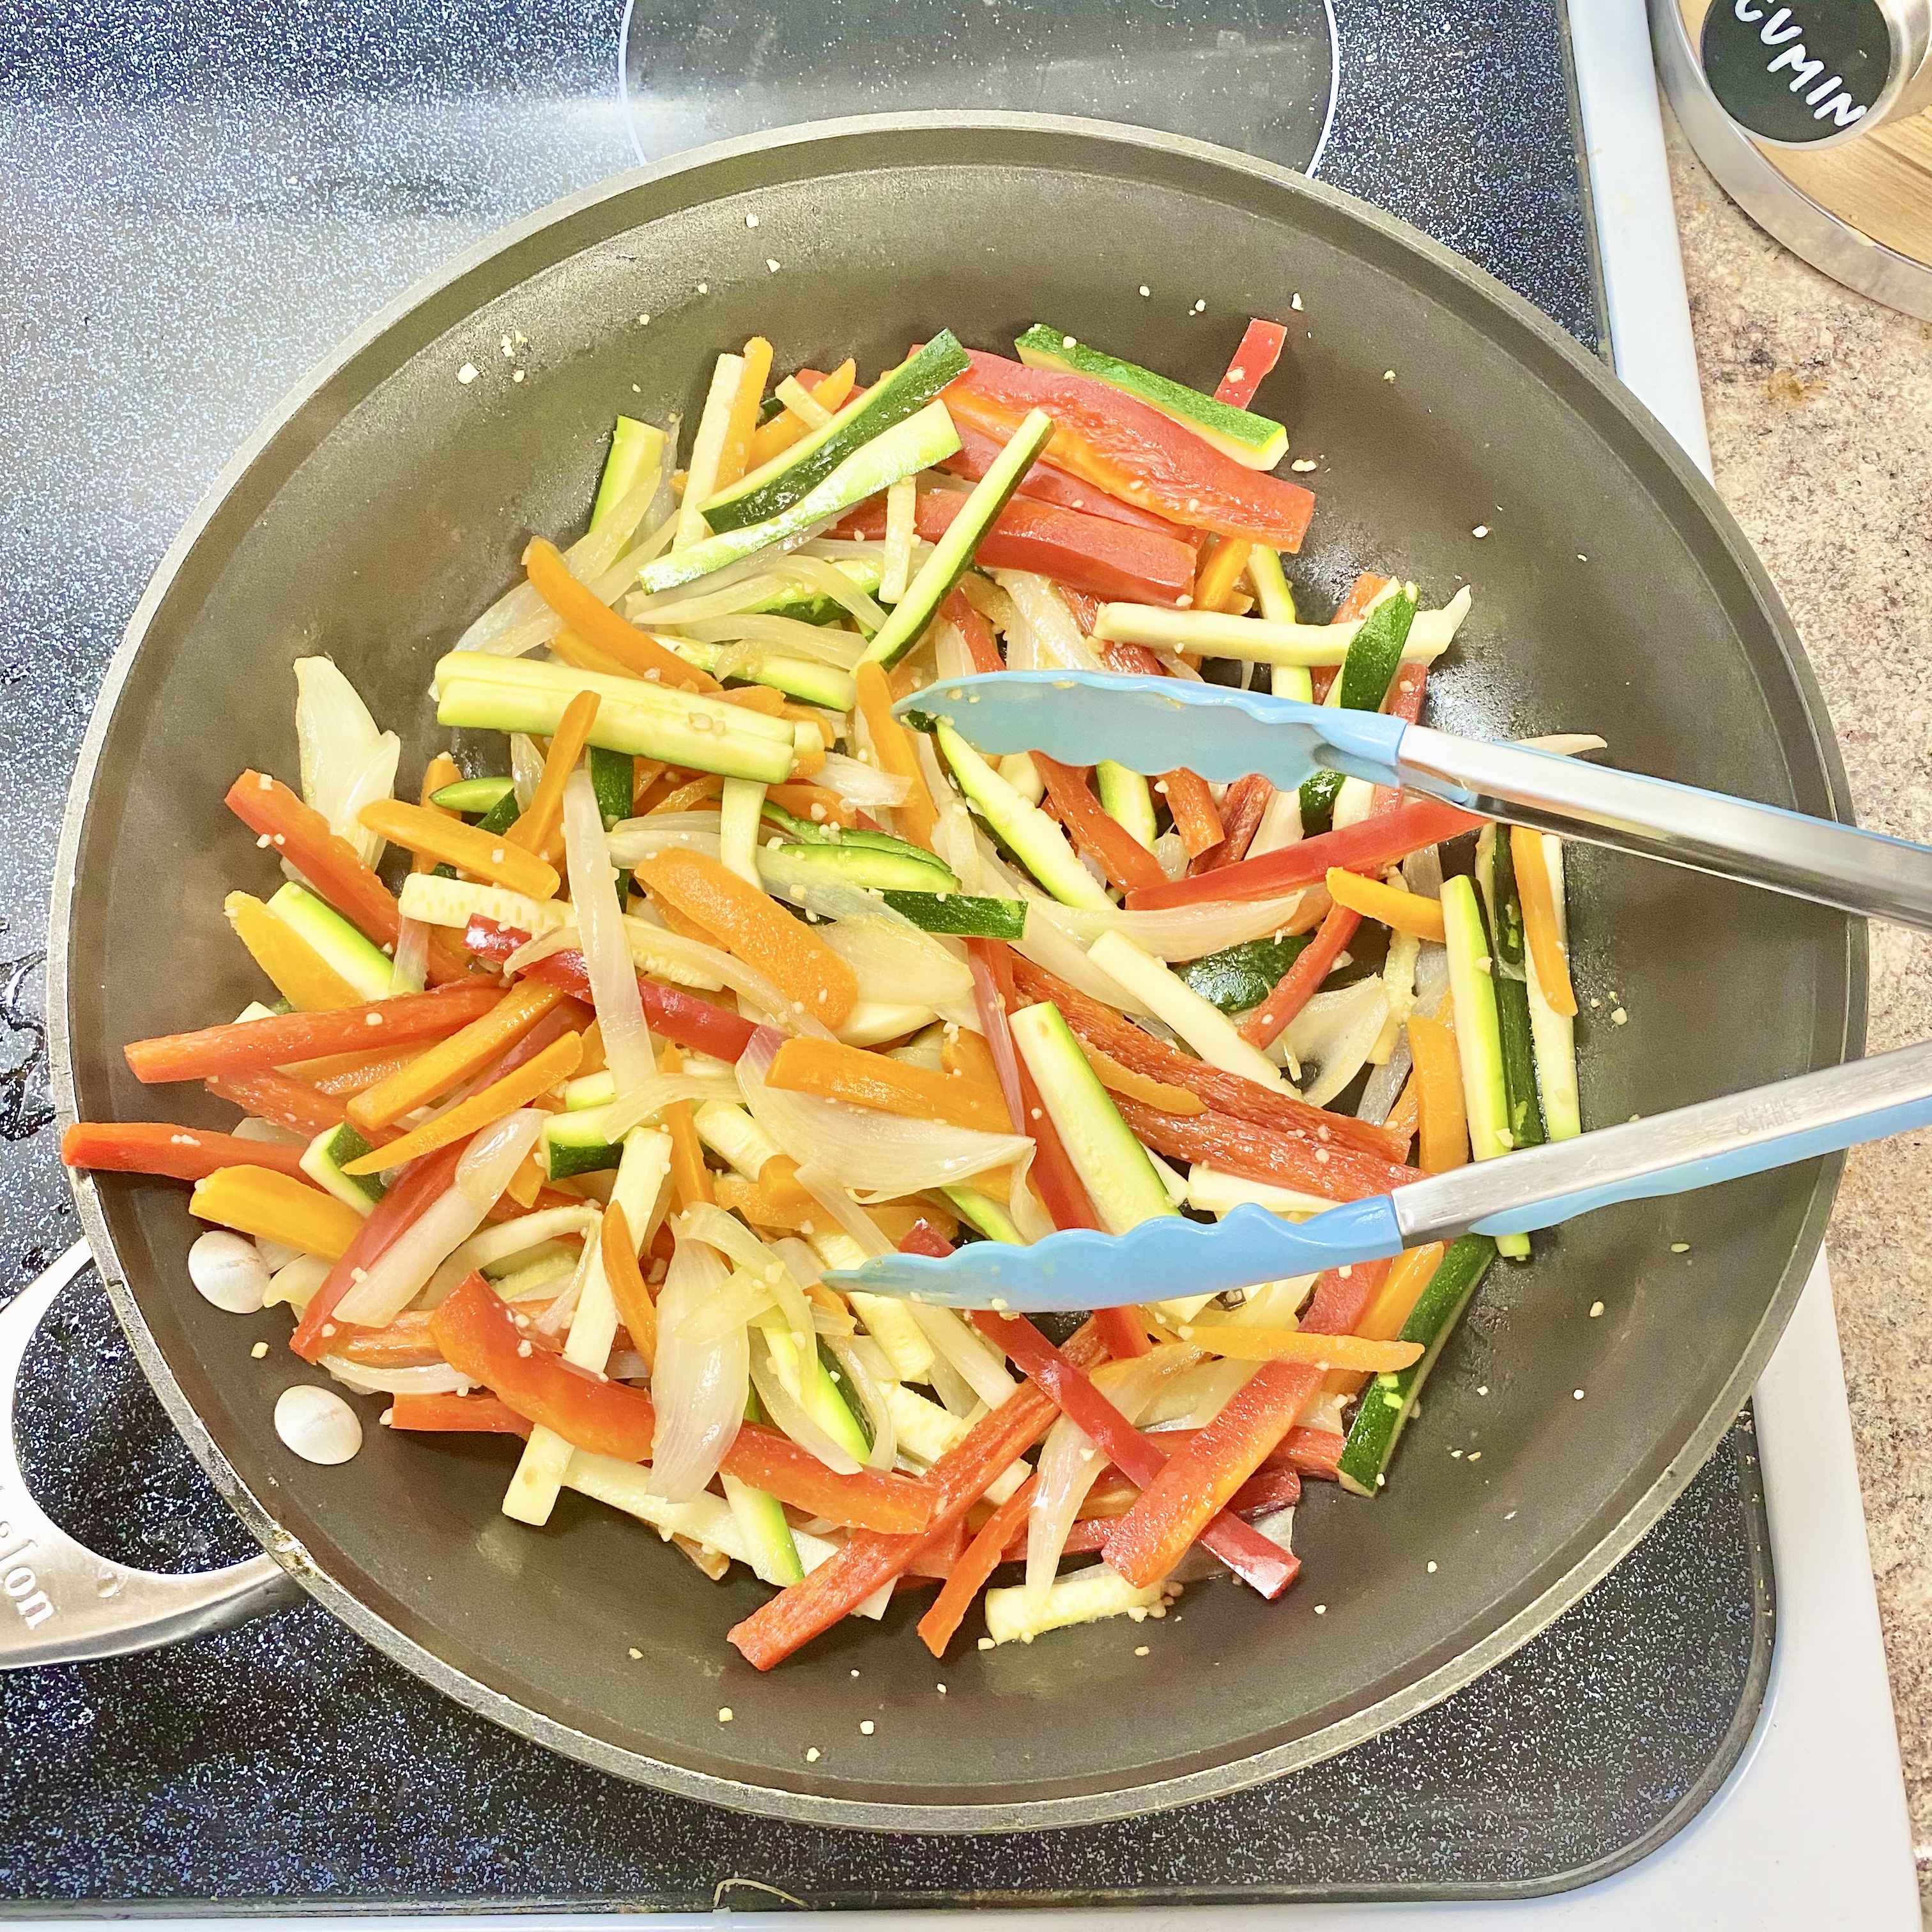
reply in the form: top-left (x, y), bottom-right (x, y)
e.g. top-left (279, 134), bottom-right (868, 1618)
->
top-left (1476, 827), bottom-right (1547, 1155)
top-left (1299, 590), bottom-right (1418, 834)
top-left (431, 774), bottom-right (516, 815)
top-left (1175, 935), bottom-right (1312, 1015)
top-left (879, 891), bottom-right (1027, 939)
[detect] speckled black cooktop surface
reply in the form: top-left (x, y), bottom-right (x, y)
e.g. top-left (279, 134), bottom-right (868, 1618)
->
top-left (0, 0), bottom-right (1768, 1908)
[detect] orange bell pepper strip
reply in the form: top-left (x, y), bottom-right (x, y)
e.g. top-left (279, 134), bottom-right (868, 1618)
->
top-left (224, 771), bottom-right (473, 986)
top-left (764, 1036), bottom-right (1012, 1137)
top-left (713, 1174), bottom-right (808, 1231)
top-left (63, 1121), bottom-right (314, 1186)
top-left (1033, 754), bottom-right (1167, 893)
top-left (125, 983), bottom-right (503, 1086)
top-left (1101, 1358), bottom-right (1323, 1588)
top-left (1160, 767), bottom-right (1225, 858)
top-left (1071, 1038), bottom-right (1206, 1116)
top-left (1173, 1324), bottom-right (1422, 1372)
top-left (224, 892), bottom-right (362, 1011)
top-left (204, 1069), bottom-right (348, 1138)
top-left (387, 1392), bottom-right (533, 1436)
top-left (713, 335), bottom-right (774, 493)
top-left (1323, 867), bottom-right (1446, 942)
top-left (1384, 1072), bottom-right (1421, 1153)
top-left (633, 848), bottom-right (859, 1028)
top-left (766, 781), bottom-right (861, 831)
top-left (1408, 1011), bottom-right (1469, 1174)
top-left (659, 1044), bottom-right (714, 1210)
top-left (1193, 535), bottom-right (1254, 614)
top-left (1190, 772), bottom-right (1274, 876)
top-left (521, 536), bottom-right (721, 694)
top-left (342, 1031), bottom-right (583, 1175)
top-left (1512, 826), bottom-right (1578, 1017)
top-left (727, 1320), bottom-right (1105, 1669)
top-left (430, 1275), bottom-right (933, 1533)
top-left (358, 799), bottom-right (560, 900)
top-left (940, 1025), bottom-right (1002, 1091)
top-left (854, 660), bottom-right (938, 850)
top-left (972, 1312), bottom-right (1298, 1597)
top-left (1328, 1241), bottom-right (1448, 1398)
top-left (716, 683), bottom-right (786, 717)
top-left (188, 1165), bottom-right (365, 1262)
top-left (346, 982), bottom-right (569, 1135)
top-left (917, 1473), bottom-right (1036, 1657)
top-left (506, 688), bottom-right (600, 863)
top-left (599, 1201), bottom-right (657, 1372)
top-left (746, 360), bottom-right (857, 470)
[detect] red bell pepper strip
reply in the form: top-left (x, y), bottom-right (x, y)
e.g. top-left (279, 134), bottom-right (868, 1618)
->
top-left (836, 487), bottom-right (1197, 606)
top-left (904, 1518), bottom-right (968, 1580)
top-left (940, 589), bottom-right (1004, 675)
top-left (387, 1392), bottom-right (533, 1436)
top-left (1124, 798), bottom-right (1485, 911)
top-left (1113, 1094), bottom-right (1409, 1202)
top-left (727, 1322), bottom-right (1105, 1669)
top-left (1162, 768), bottom-right (1225, 857)
top-left (204, 1069), bottom-right (348, 1137)
top-left (430, 1276), bottom-right (935, 1535)
top-left (972, 1311), bottom-right (1297, 1597)
top-left (919, 1473), bottom-right (1037, 1656)
top-left (1008, 956), bottom-right (1409, 1165)
top-left (1003, 1459), bottom-right (1303, 1558)
top-left (1239, 899), bottom-right (1363, 1048)
top-left (125, 983), bottom-right (504, 1085)
top-left (969, 939), bottom-right (1101, 1235)
top-left (1190, 772), bottom-right (1273, 875)
top-left (1214, 319), bottom-right (1289, 409)
top-left (1100, 638), bottom-right (1167, 677)
top-left (1061, 586), bottom-right (1105, 634)
top-left (61, 1121), bottom-right (314, 1184)
top-left (1370, 661), bottom-right (1430, 813)
top-left (1093, 1306), bottom-right (1152, 1361)
top-left (1103, 1359), bottom-right (1322, 1587)
top-left (1032, 755), bottom-right (1168, 893)
top-left (1299, 1257), bottom-right (1395, 1337)
top-left (224, 772), bottom-right (473, 986)
top-left (1132, 1425), bottom-right (1343, 1483)
top-left (945, 351), bottom-right (1315, 551)
top-left (942, 419), bottom-right (1202, 542)
top-left (898, 1219), bottom-right (955, 1261)
top-left (462, 917), bottom-right (758, 1062)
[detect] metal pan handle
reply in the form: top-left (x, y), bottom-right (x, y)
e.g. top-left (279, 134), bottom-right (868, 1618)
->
top-left (0, 1242), bottom-right (298, 1669)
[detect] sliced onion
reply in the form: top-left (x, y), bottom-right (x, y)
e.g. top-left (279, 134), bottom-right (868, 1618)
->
top-left (793, 1163), bottom-right (894, 1257)
top-left (332, 1110), bottom-right (544, 1326)
top-left (510, 733), bottom-right (545, 811)
top-left (564, 769), bottom-right (655, 1103)
top-left (1286, 978), bottom-right (1392, 1108)
top-left (1027, 890), bottom-right (1314, 964)
top-left (293, 658), bottom-right (390, 868)
top-left (1143, 1356), bottom-right (1259, 1430)
top-left (1517, 732), bottom-right (1607, 757)
top-left (816, 753), bottom-right (911, 809)
top-left (596, 1071), bottom-right (752, 1141)
top-left (678, 614), bottom-right (866, 667)
top-left (749, 1328), bottom-right (864, 1474)
top-left (673, 1266), bottom-right (777, 1347)
top-left (792, 891), bottom-right (972, 1010)
top-left (934, 620), bottom-right (976, 684)
top-left (907, 1303), bottom-right (1015, 1410)
top-left (915, 732), bottom-right (980, 884)
top-left (390, 915), bottom-right (431, 995)
top-left (992, 571), bottom-right (1108, 672)
top-left (606, 813), bottom-right (724, 866)
top-left (504, 924), bottom-right (581, 976)
top-left (738, 1028), bottom-right (1031, 1197)
top-left (677, 1202), bottom-right (815, 1353)
top-left (646, 1234), bottom-right (746, 1501)
top-left (264, 1252), bottom-right (333, 1310)
top-left (323, 1357), bottom-right (470, 1397)
top-left (1404, 845), bottom-right (1446, 901)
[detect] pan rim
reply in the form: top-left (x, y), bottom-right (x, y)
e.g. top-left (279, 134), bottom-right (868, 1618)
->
top-left (47, 107), bottom-right (1864, 1837)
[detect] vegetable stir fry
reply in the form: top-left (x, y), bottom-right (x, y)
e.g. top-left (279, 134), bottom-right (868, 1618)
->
top-left (68, 319), bottom-right (1587, 1666)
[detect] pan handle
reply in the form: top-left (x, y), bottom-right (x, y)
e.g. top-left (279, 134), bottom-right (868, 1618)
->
top-left (0, 1242), bottom-right (298, 1669)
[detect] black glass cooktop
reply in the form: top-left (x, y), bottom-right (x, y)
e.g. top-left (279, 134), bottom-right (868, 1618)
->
top-left (0, 0), bottom-right (1763, 1907)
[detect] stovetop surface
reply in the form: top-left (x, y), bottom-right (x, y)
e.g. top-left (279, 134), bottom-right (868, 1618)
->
top-left (0, 0), bottom-right (1767, 1906)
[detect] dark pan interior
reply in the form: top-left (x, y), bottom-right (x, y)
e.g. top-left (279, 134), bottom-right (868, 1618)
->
top-left (54, 116), bottom-right (1859, 1829)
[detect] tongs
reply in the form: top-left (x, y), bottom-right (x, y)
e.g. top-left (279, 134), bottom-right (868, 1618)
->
top-left (825, 671), bottom-right (1932, 1307)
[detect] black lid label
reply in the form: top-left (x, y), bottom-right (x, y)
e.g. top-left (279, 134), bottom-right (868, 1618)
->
top-left (1701, 1), bottom-right (1894, 142)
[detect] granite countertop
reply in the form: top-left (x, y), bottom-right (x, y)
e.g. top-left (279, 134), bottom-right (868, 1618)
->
top-left (1665, 118), bottom-right (1932, 1899)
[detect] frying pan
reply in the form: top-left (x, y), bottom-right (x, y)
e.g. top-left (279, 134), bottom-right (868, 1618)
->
top-left (40, 113), bottom-right (1860, 1831)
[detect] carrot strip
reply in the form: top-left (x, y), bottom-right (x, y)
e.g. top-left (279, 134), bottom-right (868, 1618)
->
top-left (1512, 826), bottom-right (1578, 1017)
top-left (854, 660), bottom-right (938, 850)
top-left (1190, 772), bottom-right (1273, 876)
top-left (713, 335), bottom-right (774, 493)
top-left (1071, 1038), bottom-right (1204, 1116)
top-left (346, 983), bottom-right (569, 1135)
top-left (764, 1036), bottom-right (1010, 1137)
top-left (388, 1392), bottom-right (533, 1436)
top-left (507, 689), bottom-right (600, 863)
top-left (1175, 1325), bottom-right (1422, 1371)
top-left (62, 1122), bottom-right (312, 1185)
top-left (358, 799), bottom-right (560, 900)
top-left (1323, 867), bottom-right (1446, 942)
top-left (1034, 755), bottom-right (1167, 892)
top-left (224, 772), bottom-right (473, 986)
top-left (661, 1045), bottom-right (714, 1210)
top-left (521, 536), bottom-right (721, 694)
top-left (650, 774), bottom-right (724, 815)
top-left (917, 1474), bottom-right (1036, 1657)
top-left (1238, 900), bottom-right (1361, 1048)
top-left (188, 1165), bottom-right (364, 1262)
top-left (940, 588), bottom-right (1004, 673)
top-left (1193, 535), bottom-right (1253, 614)
top-left (412, 755), bottom-right (463, 871)
top-left (343, 1031), bottom-right (582, 1174)
top-left (546, 629), bottom-right (634, 680)
top-left (224, 893), bottom-right (361, 1011)
top-left (205, 1070), bottom-right (348, 1138)
top-left (766, 782), bottom-right (860, 831)
top-left (1161, 767), bottom-right (1224, 857)
top-left (125, 984), bottom-right (503, 1086)
top-left (1408, 1012), bottom-right (1469, 1173)
top-left (634, 848), bottom-right (859, 1028)
top-left (601, 1201), bottom-right (657, 1372)
top-left (746, 360), bottom-right (857, 469)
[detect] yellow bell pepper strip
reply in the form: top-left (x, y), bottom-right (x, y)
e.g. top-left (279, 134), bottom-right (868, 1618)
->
top-left (1193, 535), bottom-right (1254, 614)
top-left (224, 771), bottom-right (474, 986)
top-left (125, 984), bottom-right (503, 1085)
top-left (746, 360), bottom-right (857, 470)
top-left (63, 1121), bottom-right (314, 1185)
top-left (713, 335), bottom-right (774, 493)
top-left (188, 1165), bottom-right (364, 1262)
top-left (1407, 1011), bottom-right (1469, 1174)
top-left (1323, 866), bottom-right (1448, 943)
top-left (853, 660), bottom-right (939, 850)
top-left (342, 1030), bottom-right (583, 1175)
top-left (713, 1174), bottom-right (809, 1232)
top-left (661, 1044), bottom-right (715, 1210)
top-left (507, 687), bottom-right (600, 864)
top-left (599, 1202), bottom-right (657, 1372)
top-left (346, 981), bottom-right (571, 1135)
top-left (1511, 825), bottom-right (1578, 1018)
top-left (521, 536), bottom-right (720, 694)
top-left (224, 891), bottom-right (362, 1011)
top-left (765, 1036), bottom-right (1011, 1135)
top-left (1174, 1325), bottom-right (1424, 1372)
top-left (357, 799), bottom-right (560, 901)
top-left (633, 848), bottom-right (859, 1029)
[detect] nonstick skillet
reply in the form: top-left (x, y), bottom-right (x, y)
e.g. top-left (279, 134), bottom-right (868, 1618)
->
top-left (43, 113), bottom-right (1861, 1830)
